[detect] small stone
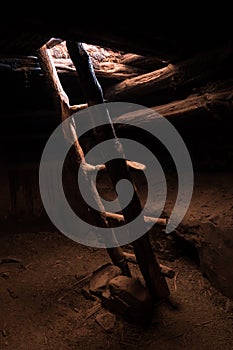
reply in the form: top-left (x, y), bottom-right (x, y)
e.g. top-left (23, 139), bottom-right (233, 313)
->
top-left (107, 275), bottom-right (153, 324)
top-left (95, 311), bottom-right (116, 332)
top-left (89, 263), bottom-right (122, 296)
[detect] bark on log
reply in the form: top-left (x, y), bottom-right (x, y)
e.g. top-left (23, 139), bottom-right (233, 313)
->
top-left (114, 86), bottom-right (233, 126)
top-left (0, 55), bottom-right (39, 70)
top-left (0, 54), bottom-right (145, 82)
top-left (121, 53), bottom-right (168, 71)
top-left (113, 82), bottom-right (233, 170)
top-left (55, 59), bottom-right (147, 81)
top-left (105, 45), bottom-right (233, 106)
top-left (93, 61), bottom-right (146, 80)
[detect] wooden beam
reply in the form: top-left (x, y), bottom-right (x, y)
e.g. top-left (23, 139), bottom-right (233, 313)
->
top-left (54, 58), bottom-right (146, 81)
top-left (105, 45), bottom-right (233, 106)
top-left (121, 53), bottom-right (168, 71)
top-left (114, 87), bottom-right (233, 126)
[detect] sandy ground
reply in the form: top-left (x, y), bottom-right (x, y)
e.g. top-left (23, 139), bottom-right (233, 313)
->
top-left (1, 171), bottom-right (233, 350)
top-left (0, 231), bottom-right (233, 350)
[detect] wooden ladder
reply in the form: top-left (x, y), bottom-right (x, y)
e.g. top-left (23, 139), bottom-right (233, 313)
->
top-left (37, 40), bottom-right (170, 302)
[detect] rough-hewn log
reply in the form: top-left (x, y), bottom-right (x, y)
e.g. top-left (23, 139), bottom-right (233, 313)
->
top-left (54, 58), bottom-right (147, 81)
top-left (114, 87), bottom-right (233, 128)
top-left (105, 46), bottom-right (233, 106)
top-left (0, 54), bottom-right (145, 82)
top-left (114, 86), bottom-right (233, 126)
top-left (0, 55), bottom-right (39, 70)
top-left (113, 82), bottom-right (233, 171)
top-left (121, 53), bottom-right (168, 71)
top-left (94, 61), bottom-right (147, 80)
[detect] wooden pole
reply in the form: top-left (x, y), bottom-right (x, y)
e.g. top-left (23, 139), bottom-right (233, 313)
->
top-left (67, 41), bottom-right (170, 300)
top-left (37, 44), bottom-right (131, 277)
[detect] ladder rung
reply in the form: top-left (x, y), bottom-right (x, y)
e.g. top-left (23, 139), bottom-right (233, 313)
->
top-left (84, 160), bottom-right (146, 174)
top-left (105, 211), bottom-right (167, 226)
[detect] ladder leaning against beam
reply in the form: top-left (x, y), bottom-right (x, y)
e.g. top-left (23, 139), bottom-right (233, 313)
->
top-left (37, 41), bottom-right (170, 302)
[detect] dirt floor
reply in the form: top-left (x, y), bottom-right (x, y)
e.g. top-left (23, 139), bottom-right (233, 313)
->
top-left (0, 229), bottom-right (233, 350)
top-left (1, 170), bottom-right (233, 350)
